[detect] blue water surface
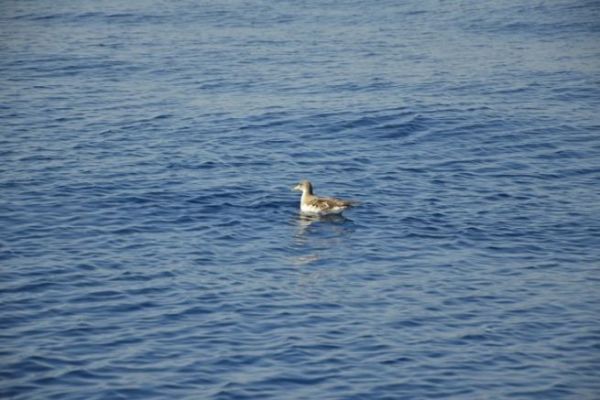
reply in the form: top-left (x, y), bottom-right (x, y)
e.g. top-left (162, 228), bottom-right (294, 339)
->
top-left (1, 0), bottom-right (600, 399)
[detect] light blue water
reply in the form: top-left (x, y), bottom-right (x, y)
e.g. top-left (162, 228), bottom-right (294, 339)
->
top-left (1, 1), bottom-right (600, 399)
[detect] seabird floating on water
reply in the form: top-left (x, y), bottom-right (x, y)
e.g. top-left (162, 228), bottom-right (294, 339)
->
top-left (292, 180), bottom-right (357, 216)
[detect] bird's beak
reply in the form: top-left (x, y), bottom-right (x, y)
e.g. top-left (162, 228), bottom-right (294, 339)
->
top-left (292, 184), bottom-right (300, 191)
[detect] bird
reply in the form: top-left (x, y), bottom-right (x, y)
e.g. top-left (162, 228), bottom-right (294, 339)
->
top-left (292, 180), bottom-right (357, 216)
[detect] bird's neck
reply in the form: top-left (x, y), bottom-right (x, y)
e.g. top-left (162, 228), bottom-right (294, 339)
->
top-left (301, 190), bottom-right (312, 203)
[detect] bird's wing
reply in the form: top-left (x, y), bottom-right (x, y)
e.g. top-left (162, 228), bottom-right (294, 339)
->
top-left (308, 197), bottom-right (356, 210)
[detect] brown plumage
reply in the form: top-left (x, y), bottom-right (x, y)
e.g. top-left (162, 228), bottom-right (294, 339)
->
top-left (292, 180), bottom-right (357, 215)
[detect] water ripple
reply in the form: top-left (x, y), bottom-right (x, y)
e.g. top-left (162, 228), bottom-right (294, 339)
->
top-left (2, 0), bottom-right (600, 399)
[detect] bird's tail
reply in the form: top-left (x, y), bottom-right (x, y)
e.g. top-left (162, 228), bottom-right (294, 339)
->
top-left (344, 200), bottom-right (360, 207)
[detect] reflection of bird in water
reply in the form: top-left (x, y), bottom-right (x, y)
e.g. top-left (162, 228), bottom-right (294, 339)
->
top-left (292, 180), bottom-right (358, 216)
top-left (291, 253), bottom-right (320, 266)
top-left (294, 213), bottom-right (354, 237)
top-left (298, 213), bottom-right (349, 226)
top-left (290, 213), bottom-right (356, 265)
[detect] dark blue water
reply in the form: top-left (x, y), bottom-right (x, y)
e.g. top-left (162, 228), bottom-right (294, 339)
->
top-left (2, 1), bottom-right (600, 399)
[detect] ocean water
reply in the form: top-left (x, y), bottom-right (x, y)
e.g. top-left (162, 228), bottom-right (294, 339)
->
top-left (1, 0), bottom-right (600, 398)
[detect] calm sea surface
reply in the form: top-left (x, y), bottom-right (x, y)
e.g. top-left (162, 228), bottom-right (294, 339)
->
top-left (1, 1), bottom-right (600, 399)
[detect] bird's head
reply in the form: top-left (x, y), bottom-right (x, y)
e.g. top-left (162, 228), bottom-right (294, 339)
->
top-left (292, 180), bottom-right (313, 194)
